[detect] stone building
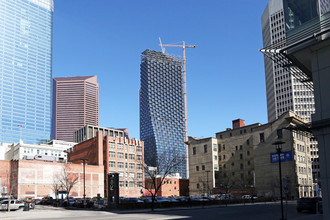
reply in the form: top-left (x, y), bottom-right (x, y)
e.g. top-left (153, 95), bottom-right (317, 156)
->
top-left (188, 137), bottom-right (218, 196)
top-left (216, 119), bottom-right (258, 195)
top-left (188, 111), bottom-right (314, 198)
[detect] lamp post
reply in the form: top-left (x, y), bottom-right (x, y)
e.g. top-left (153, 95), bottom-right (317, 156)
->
top-left (272, 141), bottom-right (286, 220)
top-left (80, 159), bottom-right (88, 209)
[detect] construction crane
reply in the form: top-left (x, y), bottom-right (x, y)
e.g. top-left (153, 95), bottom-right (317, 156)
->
top-left (158, 40), bottom-right (196, 178)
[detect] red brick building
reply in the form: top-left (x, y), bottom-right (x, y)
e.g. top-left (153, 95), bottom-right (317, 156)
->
top-left (0, 160), bottom-right (104, 199)
top-left (67, 132), bottom-right (145, 198)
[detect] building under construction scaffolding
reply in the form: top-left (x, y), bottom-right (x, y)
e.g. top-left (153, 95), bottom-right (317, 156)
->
top-left (139, 49), bottom-right (187, 178)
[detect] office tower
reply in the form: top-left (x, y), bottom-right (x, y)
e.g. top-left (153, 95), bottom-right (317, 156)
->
top-left (52, 76), bottom-right (99, 142)
top-left (0, 0), bottom-right (54, 144)
top-left (140, 49), bottom-right (187, 178)
top-left (261, 0), bottom-right (315, 122)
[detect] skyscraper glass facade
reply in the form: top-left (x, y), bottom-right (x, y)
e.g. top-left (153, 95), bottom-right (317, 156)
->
top-left (261, 0), bottom-right (315, 122)
top-left (0, 0), bottom-right (53, 144)
top-left (140, 50), bottom-right (187, 178)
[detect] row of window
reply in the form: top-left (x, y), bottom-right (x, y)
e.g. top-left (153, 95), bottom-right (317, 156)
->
top-left (23, 148), bottom-right (65, 157)
top-left (109, 152), bottom-right (140, 160)
top-left (109, 161), bottom-right (143, 170)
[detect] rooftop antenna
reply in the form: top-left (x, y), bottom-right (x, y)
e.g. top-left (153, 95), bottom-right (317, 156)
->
top-left (158, 37), bottom-right (166, 54)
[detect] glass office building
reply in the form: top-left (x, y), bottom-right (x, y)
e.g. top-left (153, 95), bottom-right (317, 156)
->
top-left (0, 0), bottom-right (53, 144)
top-left (140, 49), bottom-right (187, 178)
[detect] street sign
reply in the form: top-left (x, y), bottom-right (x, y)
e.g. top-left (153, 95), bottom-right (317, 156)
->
top-left (270, 151), bottom-right (292, 163)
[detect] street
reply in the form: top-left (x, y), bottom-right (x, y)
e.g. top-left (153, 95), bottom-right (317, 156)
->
top-left (0, 202), bottom-right (323, 220)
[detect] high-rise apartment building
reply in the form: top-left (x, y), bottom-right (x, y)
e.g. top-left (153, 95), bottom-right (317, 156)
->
top-left (140, 50), bottom-right (187, 178)
top-left (52, 76), bottom-right (99, 142)
top-left (0, 0), bottom-right (54, 144)
top-left (261, 0), bottom-right (315, 122)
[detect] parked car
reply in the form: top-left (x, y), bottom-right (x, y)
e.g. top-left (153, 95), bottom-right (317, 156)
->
top-left (0, 200), bottom-right (25, 211)
top-left (41, 196), bottom-right (54, 205)
top-left (297, 197), bottom-right (322, 214)
top-left (242, 195), bottom-right (252, 199)
top-left (155, 197), bottom-right (169, 203)
top-left (219, 194), bottom-right (233, 200)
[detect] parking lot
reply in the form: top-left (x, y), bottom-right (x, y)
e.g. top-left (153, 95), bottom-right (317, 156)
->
top-left (0, 201), bottom-right (323, 220)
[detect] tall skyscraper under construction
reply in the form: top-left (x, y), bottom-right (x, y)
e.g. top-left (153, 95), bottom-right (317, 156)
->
top-left (261, 0), bottom-right (315, 122)
top-left (52, 76), bottom-right (99, 142)
top-left (140, 49), bottom-right (187, 178)
top-left (0, 0), bottom-right (54, 144)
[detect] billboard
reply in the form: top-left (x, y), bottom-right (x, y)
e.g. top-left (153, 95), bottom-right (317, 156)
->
top-left (270, 151), bottom-right (292, 163)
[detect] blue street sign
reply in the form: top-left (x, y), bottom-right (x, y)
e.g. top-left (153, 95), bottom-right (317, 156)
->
top-left (270, 151), bottom-right (292, 163)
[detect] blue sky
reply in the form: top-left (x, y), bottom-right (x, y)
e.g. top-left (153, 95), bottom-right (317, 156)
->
top-left (53, 0), bottom-right (270, 139)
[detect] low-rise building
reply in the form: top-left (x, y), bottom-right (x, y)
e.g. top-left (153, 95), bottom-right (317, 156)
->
top-left (4, 140), bottom-right (76, 162)
top-left (0, 160), bottom-right (104, 199)
top-left (188, 111), bottom-right (315, 199)
top-left (188, 137), bottom-right (218, 196)
top-left (68, 130), bottom-right (144, 198)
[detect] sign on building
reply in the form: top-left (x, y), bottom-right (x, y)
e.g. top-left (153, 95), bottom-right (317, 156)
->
top-left (270, 151), bottom-right (292, 163)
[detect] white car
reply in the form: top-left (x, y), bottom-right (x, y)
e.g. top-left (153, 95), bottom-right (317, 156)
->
top-left (0, 200), bottom-right (25, 211)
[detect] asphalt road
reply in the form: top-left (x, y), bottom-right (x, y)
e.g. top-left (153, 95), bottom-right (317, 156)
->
top-left (0, 202), bottom-right (323, 220)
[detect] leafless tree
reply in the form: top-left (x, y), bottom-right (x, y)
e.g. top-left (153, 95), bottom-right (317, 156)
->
top-left (57, 164), bottom-right (79, 202)
top-left (143, 154), bottom-right (186, 211)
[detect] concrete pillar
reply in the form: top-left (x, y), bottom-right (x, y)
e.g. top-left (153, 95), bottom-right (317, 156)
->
top-left (311, 42), bottom-right (330, 218)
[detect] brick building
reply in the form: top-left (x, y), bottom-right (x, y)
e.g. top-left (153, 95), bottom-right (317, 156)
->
top-left (0, 160), bottom-right (104, 199)
top-left (68, 131), bottom-right (145, 198)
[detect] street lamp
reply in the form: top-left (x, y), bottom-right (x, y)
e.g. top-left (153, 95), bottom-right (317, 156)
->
top-left (272, 141), bottom-right (286, 220)
top-left (80, 159), bottom-right (88, 209)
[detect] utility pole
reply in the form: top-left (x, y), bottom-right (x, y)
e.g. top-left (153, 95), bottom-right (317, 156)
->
top-left (158, 40), bottom-right (196, 178)
top-left (80, 159), bottom-right (88, 209)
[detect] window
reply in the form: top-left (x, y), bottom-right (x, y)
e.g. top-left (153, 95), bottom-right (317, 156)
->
top-left (37, 149), bottom-right (40, 154)
top-left (247, 151), bottom-right (250, 156)
top-left (213, 144), bottom-right (217, 151)
top-left (240, 154), bottom-right (243, 159)
top-left (260, 133), bottom-right (265, 142)
top-left (214, 155), bottom-right (217, 160)
top-left (129, 145), bottom-right (135, 152)
top-left (118, 152), bottom-right (124, 159)
top-left (129, 163), bottom-right (135, 169)
top-left (129, 173), bottom-right (135, 178)
top-left (239, 145), bottom-right (243, 150)
top-left (109, 151), bottom-right (116, 158)
top-left (197, 183), bottom-right (200, 189)
top-left (218, 144), bottom-right (221, 152)
top-left (137, 155), bottom-right (142, 161)
top-left (109, 142), bottom-right (115, 149)
top-left (137, 181), bottom-right (143, 187)
top-left (118, 162), bottom-right (124, 168)
top-left (196, 166), bottom-right (199, 171)
top-left (137, 146), bottom-right (142, 152)
top-left (129, 154), bottom-right (135, 160)
top-left (247, 161), bottom-right (251, 165)
top-left (223, 145), bottom-right (225, 150)
top-left (202, 165), bottom-right (205, 170)
top-left (137, 173), bottom-right (143, 179)
top-left (117, 144), bottom-right (124, 150)
top-left (220, 135), bottom-right (223, 139)
top-left (223, 164), bottom-right (226, 169)
top-left (223, 155), bottom-right (226, 160)
top-left (230, 133), bottom-right (232, 137)
top-left (137, 164), bottom-right (143, 170)
top-left (204, 145), bottom-right (207, 153)
top-left (236, 146), bottom-right (238, 150)
top-left (247, 139), bottom-right (250, 145)
top-left (129, 182), bottom-right (135, 187)
top-left (193, 147), bottom-right (196, 155)
top-left (119, 172), bottom-right (124, 178)
top-left (277, 129), bottom-right (283, 139)
top-left (231, 162), bottom-right (234, 166)
top-left (109, 161), bottom-right (115, 168)
top-left (240, 164), bottom-right (243, 170)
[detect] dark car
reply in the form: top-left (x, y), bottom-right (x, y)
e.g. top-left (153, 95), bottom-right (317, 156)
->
top-left (297, 197), bottom-right (322, 214)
